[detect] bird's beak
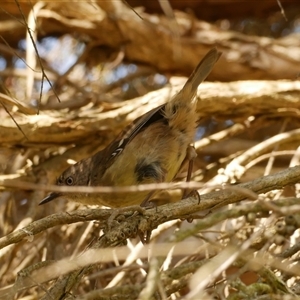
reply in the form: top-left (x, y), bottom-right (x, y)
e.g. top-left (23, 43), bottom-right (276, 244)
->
top-left (39, 192), bottom-right (61, 205)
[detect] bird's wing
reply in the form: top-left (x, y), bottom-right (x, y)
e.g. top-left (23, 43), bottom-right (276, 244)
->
top-left (101, 103), bottom-right (166, 168)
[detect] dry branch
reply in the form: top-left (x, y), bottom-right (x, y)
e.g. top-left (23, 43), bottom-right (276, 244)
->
top-left (1, 80), bottom-right (300, 147)
top-left (1, 1), bottom-right (300, 299)
top-left (1, 1), bottom-right (300, 80)
top-left (1, 165), bottom-right (300, 251)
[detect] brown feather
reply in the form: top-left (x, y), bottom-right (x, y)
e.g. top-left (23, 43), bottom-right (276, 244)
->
top-left (39, 48), bottom-right (222, 208)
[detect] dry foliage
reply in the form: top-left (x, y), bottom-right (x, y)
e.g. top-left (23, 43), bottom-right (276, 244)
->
top-left (1, 1), bottom-right (300, 300)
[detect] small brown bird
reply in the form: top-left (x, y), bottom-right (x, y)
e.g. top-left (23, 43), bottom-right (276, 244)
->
top-left (39, 48), bottom-right (221, 208)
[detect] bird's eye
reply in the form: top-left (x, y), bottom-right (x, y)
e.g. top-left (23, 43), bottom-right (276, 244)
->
top-left (65, 176), bottom-right (74, 186)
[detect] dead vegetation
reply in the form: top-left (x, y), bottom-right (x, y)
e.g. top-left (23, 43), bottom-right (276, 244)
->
top-left (1, 1), bottom-right (300, 299)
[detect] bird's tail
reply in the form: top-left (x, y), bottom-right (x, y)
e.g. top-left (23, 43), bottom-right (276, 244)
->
top-left (164, 48), bottom-right (221, 136)
top-left (181, 48), bottom-right (221, 101)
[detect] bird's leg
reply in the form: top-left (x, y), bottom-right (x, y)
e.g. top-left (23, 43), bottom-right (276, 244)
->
top-left (138, 170), bottom-right (168, 242)
top-left (137, 193), bottom-right (158, 244)
top-left (140, 191), bottom-right (156, 208)
top-left (107, 205), bottom-right (146, 230)
top-left (140, 167), bottom-right (167, 208)
top-left (180, 145), bottom-right (200, 202)
top-left (108, 190), bottom-right (157, 226)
